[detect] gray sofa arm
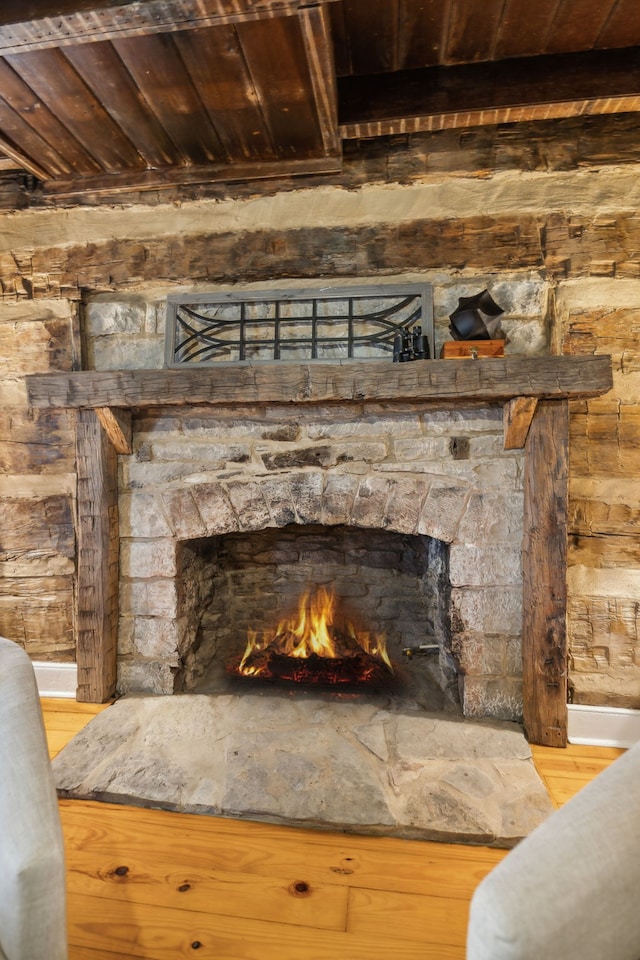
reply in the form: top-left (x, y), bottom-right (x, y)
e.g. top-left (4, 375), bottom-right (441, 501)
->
top-left (467, 737), bottom-right (640, 960)
top-left (0, 638), bottom-right (68, 960)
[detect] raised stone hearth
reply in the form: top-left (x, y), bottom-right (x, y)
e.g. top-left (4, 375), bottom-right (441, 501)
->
top-left (53, 693), bottom-right (554, 847)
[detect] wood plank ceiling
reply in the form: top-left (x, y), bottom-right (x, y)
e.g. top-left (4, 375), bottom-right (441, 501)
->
top-left (0, 0), bottom-right (639, 205)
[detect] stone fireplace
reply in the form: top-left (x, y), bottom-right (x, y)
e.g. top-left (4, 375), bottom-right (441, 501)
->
top-left (27, 352), bottom-right (613, 746)
top-left (118, 400), bottom-right (524, 721)
top-left (35, 354), bottom-right (612, 843)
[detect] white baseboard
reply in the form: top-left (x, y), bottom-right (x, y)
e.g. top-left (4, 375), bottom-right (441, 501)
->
top-left (33, 661), bottom-right (77, 699)
top-left (568, 703), bottom-right (640, 748)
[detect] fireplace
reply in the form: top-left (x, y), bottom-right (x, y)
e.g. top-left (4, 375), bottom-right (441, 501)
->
top-left (26, 354), bottom-right (614, 745)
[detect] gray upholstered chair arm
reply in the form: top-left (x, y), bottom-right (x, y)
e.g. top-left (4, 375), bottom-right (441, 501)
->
top-left (0, 638), bottom-right (68, 960)
top-left (467, 738), bottom-right (640, 960)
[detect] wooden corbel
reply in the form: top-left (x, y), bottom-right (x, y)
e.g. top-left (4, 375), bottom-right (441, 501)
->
top-left (503, 397), bottom-right (538, 449)
top-left (95, 407), bottom-right (133, 455)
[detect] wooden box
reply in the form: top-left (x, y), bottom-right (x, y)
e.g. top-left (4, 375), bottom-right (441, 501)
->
top-left (441, 339), bottom-right (505, 359)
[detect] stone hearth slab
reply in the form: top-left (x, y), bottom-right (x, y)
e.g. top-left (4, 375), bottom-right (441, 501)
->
top-left (53, 694), bottom-right (554, 847)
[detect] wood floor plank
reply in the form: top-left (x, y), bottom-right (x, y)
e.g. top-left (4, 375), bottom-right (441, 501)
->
top-left (347, 886), bottom-right (468, 946)
top-left (68, 891), bottom-right (464, 960)
top-left (66, 845), bottom-right (350, 932)
top-left (60, 799), bottom-right (503, 900)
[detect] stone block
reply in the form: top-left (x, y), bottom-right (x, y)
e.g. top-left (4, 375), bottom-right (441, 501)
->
top-left (131, 617), bottom-right (180, 659)
top-left (460, 676), bottom-right (524, 722)
top-left (260, 441), bottom-right (387, 471)
top-left (318, 474), bottom-right (360, 526)
top-left (351, 475), bottom-right (392, 528)
top-left (120, 538), bottom-right (177, 579)
top-left (392, 436), bottom-right (452, 462)
top-left (451, 585), bottom-right (522, 635)
top-left (383, 476), bottom-right (430, 534)
top-left (147, 439), bottom-right (251, 465)
top-left (449, 543), bottom-right (521, 586)
top-left (225, 480), bottom-right (272, 530)
top-left (119, 492), bottom-right (173, 538)
top-left (190, 483), bottom-right (239, 536)
top-left (501, 317), bottom-right (548, 356)
top-left (90, 334), bottom-right (165, 370)
top-left (419, 478), bottom-right (471, 542)
top-left (85, 299), bottom-right (147, 336)
top-left (456, 491), bottom-right (524, 545)
top-left (116, 661), bottom-right (176, 695)
top-left (289, 470), bottom-right (325, 524)
top-left (161, 488), bottom-right (207, 539)
top-left (306, 414), bottom-right (423, 440)
top-left (259, 476), bottom-right (297, 526)
top-left (121, 579), bottom-right (178, 619)
top-left (451, 633), bottom-right (507, 676)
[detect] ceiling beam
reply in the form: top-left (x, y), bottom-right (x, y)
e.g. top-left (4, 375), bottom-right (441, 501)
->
top-left (38, 155), bottom-right (343, 199)
top-left (338, 48), bottom-right (640, 138)
top-left (299, 3), bottom-right (340, 157)
top-left (0, 0), bottom-right (341, 54)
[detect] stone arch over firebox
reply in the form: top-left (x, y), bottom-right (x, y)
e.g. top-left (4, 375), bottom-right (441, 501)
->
top-left (157, 470), bottom-right (473, 543)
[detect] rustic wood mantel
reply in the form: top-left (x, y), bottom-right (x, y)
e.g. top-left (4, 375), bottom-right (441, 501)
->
top-left (27, 355), bottom-right (612, 409)
top-left (27, 355), bottom-right (613, 746)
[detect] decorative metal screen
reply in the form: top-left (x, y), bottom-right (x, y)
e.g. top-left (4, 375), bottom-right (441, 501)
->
top-left (164, 284), bottom-right (433, 366)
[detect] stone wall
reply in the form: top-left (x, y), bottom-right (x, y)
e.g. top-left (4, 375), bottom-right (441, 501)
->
top-left (0, 114), bottom-right (638, 707)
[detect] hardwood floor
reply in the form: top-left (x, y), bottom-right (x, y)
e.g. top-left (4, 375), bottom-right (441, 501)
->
top-left (42, 699), bottom-right (624, 960)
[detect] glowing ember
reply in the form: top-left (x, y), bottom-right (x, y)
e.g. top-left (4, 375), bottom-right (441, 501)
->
top-left (234, 586), bottom-right (393, 685)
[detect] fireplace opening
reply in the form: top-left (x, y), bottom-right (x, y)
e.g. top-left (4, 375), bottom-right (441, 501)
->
top-left (173, 524), bottom-right (461, 712)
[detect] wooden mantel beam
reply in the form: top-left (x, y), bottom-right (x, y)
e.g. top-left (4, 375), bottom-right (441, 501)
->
top-left (26, 355), bottom-right (613, 411)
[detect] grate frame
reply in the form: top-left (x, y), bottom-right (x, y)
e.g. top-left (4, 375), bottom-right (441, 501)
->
top-left (164, 283), bottom-right (434, 366)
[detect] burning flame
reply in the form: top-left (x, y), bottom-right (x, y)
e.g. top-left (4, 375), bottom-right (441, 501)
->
top-left (238, 585), bottom-right (392, 679)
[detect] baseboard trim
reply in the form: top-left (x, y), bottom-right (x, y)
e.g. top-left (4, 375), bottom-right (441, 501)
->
top-left (568, 703), bottom-right (640, 748)
top-left (34, 661), bottom-right (77, 698)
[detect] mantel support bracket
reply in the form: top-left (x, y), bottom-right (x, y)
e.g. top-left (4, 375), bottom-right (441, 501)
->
top-left (503, 396), bottom-right (538, 449)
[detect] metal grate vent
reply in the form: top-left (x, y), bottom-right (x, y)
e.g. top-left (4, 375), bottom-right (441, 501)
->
top-left (164, 284), bottom-right (433, 366)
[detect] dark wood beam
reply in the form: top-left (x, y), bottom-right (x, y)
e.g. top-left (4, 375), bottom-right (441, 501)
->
top-left (75, 408), bottom-right (119, 703)
top-left (339, 48), bottom-right (640, 138)
top-left (0, 0), bottom-right (341, 54)
top-left (26, 355), bottom-right (613, 410)
top-left (522, 399), bottom-right (569, 746)
top-left (39, 155), bottom-right (342, 196)
top-left (299, 3), bottom-right (340, 157)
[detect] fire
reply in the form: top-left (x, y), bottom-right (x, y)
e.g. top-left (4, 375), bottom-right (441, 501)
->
top-left (236, 585), bottom-right (393, 684)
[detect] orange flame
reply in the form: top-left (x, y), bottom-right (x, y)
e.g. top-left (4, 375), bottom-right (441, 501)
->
top-left (238, 585), bottom-right (392, 678)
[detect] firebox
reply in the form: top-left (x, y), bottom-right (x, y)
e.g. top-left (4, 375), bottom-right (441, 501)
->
top-left (172, 524), bottom-right (458, 711)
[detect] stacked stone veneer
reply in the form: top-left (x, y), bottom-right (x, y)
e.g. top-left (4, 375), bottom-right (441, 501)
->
top-left (118, 401), bottom-right (525, 721)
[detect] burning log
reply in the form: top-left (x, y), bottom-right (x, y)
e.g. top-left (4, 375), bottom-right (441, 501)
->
top-left (231, 586), bottom-right (393, 687)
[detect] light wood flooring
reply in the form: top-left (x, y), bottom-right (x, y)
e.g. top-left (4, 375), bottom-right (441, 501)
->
top-left (43, 698), bottom-right (624, 960)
